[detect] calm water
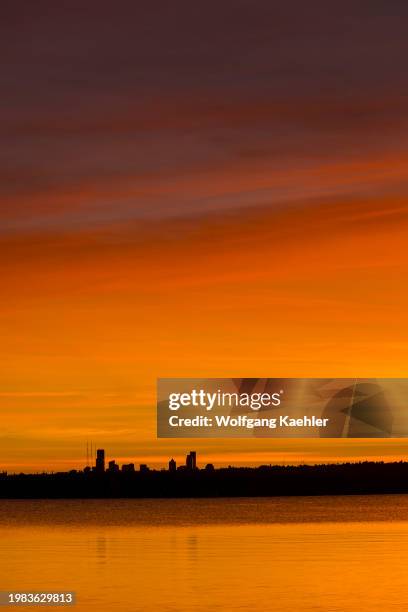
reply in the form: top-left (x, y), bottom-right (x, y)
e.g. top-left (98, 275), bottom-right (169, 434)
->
top-left (1, 496), bottom-right (408, 611)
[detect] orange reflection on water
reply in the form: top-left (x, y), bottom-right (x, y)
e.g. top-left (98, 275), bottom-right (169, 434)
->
top-left (1, 496), bottom-right (408, 611)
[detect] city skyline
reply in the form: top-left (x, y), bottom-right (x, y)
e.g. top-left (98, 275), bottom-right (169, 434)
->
top-left (0, 448), bottom-right (208, 476)
top-left (3, 453), bottom-right (408, 500)
top-left (4, 443), bottom-right (408, 477)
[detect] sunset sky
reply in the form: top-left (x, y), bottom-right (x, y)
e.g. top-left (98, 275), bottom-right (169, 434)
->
top-left (2, 1), bottom-right (408, 472)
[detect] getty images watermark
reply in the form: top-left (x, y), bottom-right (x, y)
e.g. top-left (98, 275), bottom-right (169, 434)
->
top-left (157, 378), bottom-right (408, 439)
top-left (168, 388), bottom-right (283, 411)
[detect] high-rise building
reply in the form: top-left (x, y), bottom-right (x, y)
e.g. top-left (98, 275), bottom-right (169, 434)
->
top-left (186, 451), bottom-right (197, 470)
top-left (95, 449), bottom-right (105, 473)
top-left (108, 460), bottom-right (119, 473)
top-left (169, 458), bottom-right (176, 472)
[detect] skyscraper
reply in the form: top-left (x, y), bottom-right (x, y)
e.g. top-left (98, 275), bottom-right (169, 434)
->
top-left (95, 449), bottom-right (105, 473)
top-left (169, 458), bottom-right (176, 472)
top-left (186, 451), bottom-right (197, 470)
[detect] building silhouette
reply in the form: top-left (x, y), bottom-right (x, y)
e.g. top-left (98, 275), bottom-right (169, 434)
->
top-left (108, 460), bottom-right (119, 473)
top-left (186, 451), bottom-right (197, 470)
top-left (96, 449), bottom-right (105, 473)
top-left (90, 448), bottom-right (199, 474)
top-left (122, 463), bottom-right (135, 473)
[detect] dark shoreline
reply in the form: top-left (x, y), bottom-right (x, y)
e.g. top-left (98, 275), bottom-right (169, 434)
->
top-left (2, 461), bottom-right (408, 499)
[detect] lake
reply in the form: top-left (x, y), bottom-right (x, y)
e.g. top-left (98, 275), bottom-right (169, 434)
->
top-left (1, 495), bottom-right (408, 611)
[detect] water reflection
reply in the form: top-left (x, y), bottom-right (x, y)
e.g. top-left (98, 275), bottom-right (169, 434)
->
top-left (96, 536), bottom-right (107, 566)
top-left (1, 497), bottom-right (408, 611)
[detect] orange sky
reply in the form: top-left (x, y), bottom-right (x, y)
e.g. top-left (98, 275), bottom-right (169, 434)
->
top-left (2, 2), bottom-right (408, 471)
top-left (2, 194), bottom-right (408, 471)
